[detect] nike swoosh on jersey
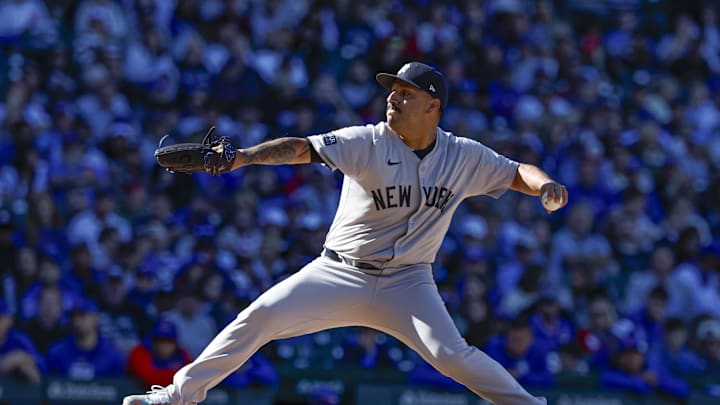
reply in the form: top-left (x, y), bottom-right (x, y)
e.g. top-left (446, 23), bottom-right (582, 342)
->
top-left (387, 159), bottom-right (402, 166)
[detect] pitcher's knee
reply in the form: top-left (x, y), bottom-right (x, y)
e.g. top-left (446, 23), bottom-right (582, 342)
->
top-left (237, 302), bottom-right (275, 323)
top-left (428, 344), bottom-right (478, 376)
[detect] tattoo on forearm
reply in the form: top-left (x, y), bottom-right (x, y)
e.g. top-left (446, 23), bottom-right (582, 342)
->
top-left (238, 138), bottom-right (308, 165)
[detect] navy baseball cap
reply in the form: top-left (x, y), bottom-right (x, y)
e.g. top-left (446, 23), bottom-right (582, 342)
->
top-left (376, 62), bottom-right (449, 109)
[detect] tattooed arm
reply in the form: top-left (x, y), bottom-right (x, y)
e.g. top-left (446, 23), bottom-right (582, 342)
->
top-left (230, 138), bottom-right (314, 171)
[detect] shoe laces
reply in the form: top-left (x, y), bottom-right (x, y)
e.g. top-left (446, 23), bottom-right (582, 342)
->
top-left (145, 385), bottom-right (171, 403)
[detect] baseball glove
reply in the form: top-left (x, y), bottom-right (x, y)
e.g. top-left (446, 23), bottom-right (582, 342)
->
top-left (154, 126), bottom-right (236, 175)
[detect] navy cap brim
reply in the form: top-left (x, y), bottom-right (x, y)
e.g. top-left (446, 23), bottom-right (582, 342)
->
top-left (376, 73), bottom-right (423, 91)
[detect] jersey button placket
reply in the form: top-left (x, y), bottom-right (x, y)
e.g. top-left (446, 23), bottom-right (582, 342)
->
top-left (408, 163), bottom-right (426, 230)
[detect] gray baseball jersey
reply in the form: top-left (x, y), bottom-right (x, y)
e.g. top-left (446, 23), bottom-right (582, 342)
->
top-left (307, 121), bottom-right (519, 268)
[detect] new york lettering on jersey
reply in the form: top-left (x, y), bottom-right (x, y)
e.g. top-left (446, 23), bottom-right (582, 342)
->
top-left (370, 185), bottom-right (456, 212)
top-left (371, 185), bottom-right (413, 210)
top-left (422, 185), bottom-right (455, 212)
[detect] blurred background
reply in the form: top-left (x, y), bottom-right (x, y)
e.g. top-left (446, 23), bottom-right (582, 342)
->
top-left (0, 0), bottom-right (719, 404)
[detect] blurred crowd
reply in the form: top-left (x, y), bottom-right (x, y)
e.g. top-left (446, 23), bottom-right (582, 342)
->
top-left (0, 0), bottom-right (719, 400)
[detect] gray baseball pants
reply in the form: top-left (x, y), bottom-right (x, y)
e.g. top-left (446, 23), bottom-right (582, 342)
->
top-left (166, 257), bottom-right (546, 404)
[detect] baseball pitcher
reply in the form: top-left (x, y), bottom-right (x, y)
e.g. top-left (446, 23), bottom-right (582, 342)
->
top-left (124, 62), bottom-right (568, 405)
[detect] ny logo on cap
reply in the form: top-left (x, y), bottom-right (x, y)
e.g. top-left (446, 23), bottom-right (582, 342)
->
top-left (398, 64), bottom-right (411, 75)
top-left (429, 84), bottom-right (436, 92)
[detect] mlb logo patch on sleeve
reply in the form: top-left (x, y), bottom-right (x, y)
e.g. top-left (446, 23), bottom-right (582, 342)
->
top-left (323, 134), bottom-right (337, 145)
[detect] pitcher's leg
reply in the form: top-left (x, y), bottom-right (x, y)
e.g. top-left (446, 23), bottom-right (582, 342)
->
top-left (170, 259), bottom-right (373, 404)
top-left (371, 269), bottom-right (546, 405)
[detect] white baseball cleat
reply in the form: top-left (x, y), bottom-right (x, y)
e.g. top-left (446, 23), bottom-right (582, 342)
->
top-left (122, 385), bottom-right (172, 405)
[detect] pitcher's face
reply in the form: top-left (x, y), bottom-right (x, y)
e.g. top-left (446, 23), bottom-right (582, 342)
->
top-left (385, 81), bottom-right (436, 133)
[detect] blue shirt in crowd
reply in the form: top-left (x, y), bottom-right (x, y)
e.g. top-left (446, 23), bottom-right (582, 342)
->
top-left (46, 336), bottom-right (124, 380)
